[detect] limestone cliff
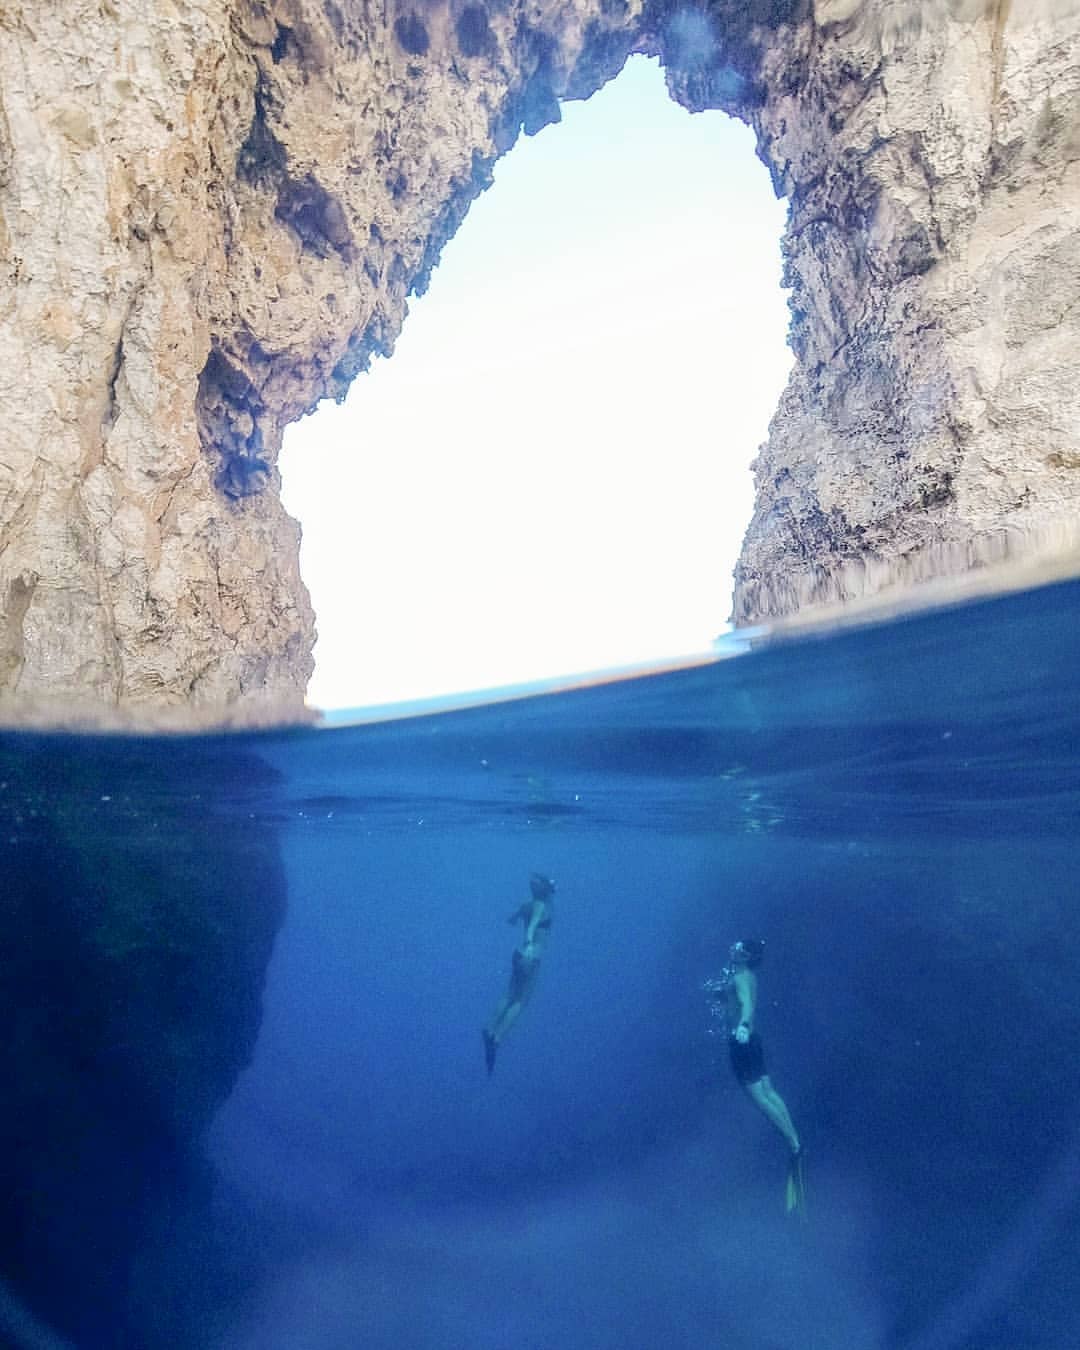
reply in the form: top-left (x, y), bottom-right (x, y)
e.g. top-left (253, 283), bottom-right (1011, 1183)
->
top-left (731, 0), bottom-right (1080, 621)
top-left (0, 1), bottom-right (1078, 720)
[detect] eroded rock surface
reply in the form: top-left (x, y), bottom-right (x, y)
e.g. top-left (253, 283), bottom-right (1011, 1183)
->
top-left (0, 1), bottom-right (1078, 718)
top-left (732, 0), bottom-right (1080, 621)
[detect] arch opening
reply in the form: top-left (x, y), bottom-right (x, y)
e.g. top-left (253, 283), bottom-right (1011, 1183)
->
top-left (280, 55), bottom-right (790, 710)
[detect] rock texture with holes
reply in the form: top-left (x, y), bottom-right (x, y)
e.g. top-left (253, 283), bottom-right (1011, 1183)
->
top-left (730, 0), bottom-right (1080, 621)
top-left (0, 1), bottom-right (1078, 720)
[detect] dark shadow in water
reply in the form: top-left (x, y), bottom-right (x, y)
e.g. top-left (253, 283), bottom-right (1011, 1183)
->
top-left (0, 734), bottom-right (287, 1348)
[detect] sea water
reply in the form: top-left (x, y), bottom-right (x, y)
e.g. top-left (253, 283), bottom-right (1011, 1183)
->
top-left (1, 579), bottom-right (1078, 1350)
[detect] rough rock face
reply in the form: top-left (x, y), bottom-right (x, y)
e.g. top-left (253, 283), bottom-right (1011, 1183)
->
top-left (731, 0), bottom-right (1080, 621)
top-left (0, 1), bottom-right (1078, 719)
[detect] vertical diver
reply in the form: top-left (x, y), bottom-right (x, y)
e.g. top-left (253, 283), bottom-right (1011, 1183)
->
top-left (719, 939), bottom-right (805, 1214)
top-left (482, 873), bottom-right (555, 1075)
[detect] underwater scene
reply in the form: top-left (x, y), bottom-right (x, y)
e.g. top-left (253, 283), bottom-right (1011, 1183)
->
top-left (2, 579), bottom-right (1079, 1350)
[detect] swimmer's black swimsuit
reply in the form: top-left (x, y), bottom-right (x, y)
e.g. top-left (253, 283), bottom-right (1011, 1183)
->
top-left (729, 1031), bottom-right (766, 1086)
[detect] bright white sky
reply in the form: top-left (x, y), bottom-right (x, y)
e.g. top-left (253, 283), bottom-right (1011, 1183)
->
top-left (280, 55), bottom-right (791, 711)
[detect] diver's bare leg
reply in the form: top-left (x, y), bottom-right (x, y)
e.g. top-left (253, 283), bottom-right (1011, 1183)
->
top-left (746, 1077), bottom-right (800, 1153)
top-left (490, 999), bottom-right (524, 1043)
top-left (492, 962), bottom-right (539, 1042)
top-left (483, 998), bottom-right (524, 1075)
top-left (483, 962), bottom-right (539, 1072)
top-left (485, 997), bottom-right (510, 1042)
top-left (483, 997), bottom-right (510, 1074)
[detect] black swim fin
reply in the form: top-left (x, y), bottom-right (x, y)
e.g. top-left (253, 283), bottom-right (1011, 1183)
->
top-left (483, 1030), bottom-right (497, 1076)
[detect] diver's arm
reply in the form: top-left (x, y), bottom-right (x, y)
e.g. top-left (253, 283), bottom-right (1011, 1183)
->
top-left (733, 971), bottom-right (755, 1033)
top-left (523, 901), bottom-right (544, 945)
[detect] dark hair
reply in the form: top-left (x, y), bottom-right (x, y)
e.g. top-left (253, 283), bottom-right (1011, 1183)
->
top-left (530, 873), bottom-right (555, 900)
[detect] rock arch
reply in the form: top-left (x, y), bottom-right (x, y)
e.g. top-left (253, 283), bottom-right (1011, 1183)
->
top-left (0, 0), bottom-right (1077, 720)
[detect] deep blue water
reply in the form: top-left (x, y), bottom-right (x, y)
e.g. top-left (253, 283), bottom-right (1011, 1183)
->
top-left (2, 579), bottom-right (1080, 1349)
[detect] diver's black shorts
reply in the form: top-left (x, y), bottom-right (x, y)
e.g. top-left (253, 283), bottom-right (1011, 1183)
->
top-left (729, 1032), bottom-right (766, 1086)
